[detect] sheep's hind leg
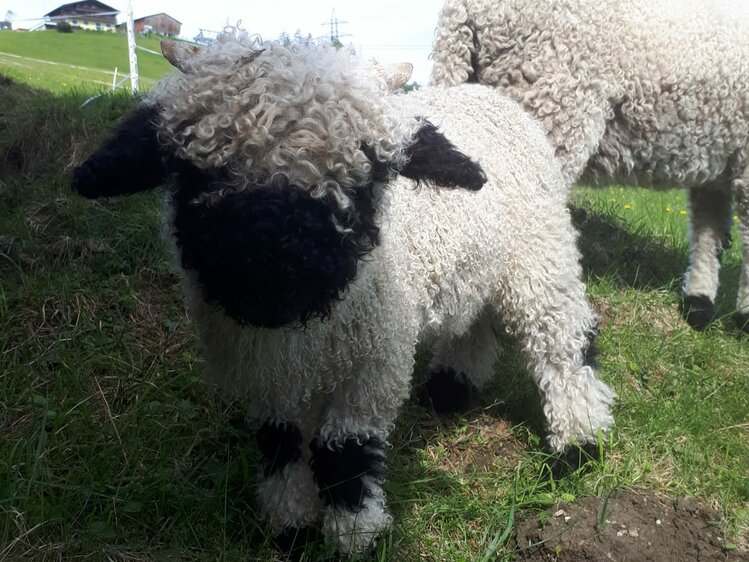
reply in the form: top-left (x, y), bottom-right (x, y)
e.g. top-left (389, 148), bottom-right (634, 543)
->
top-left (254, 422), bottom-right (323, 552)
top-left (496, 266), bottom-right (615, 461)
top-left (682, 185), bottom-right (733, 329)
top-left (422, 311), bottom-right (502, 413)
top-left (733, 175), bottom-right (749, 331)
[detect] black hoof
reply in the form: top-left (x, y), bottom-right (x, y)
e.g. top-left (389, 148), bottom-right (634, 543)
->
top-left (734, 312), bottom-right (749, 334)
top-left (420, 368), bottom-right (471, 414)
top-left (273, 525), bottom-right (326, 560)
top-left (548, 442), bottom-right (600, 480)
top-left (680, 294), bottom-right (715, 330)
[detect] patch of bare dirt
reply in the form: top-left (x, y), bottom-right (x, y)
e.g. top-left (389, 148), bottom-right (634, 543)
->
top-left (440, 415), bottom-right (524, 474)
top-left (516, 490), bottom-right (748, 562)
top-left (591, 295), bottom-right (684, 334)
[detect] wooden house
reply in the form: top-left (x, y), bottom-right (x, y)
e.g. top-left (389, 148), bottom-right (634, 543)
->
top-left (44, 1), bottom-right (118, 32)
top-left (134, 13), bottom-right (181, 37)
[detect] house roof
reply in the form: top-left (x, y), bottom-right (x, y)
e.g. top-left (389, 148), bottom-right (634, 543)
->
top-left (134, 13), bottom-right (182, 25)
top-left (45, 1), bottom-right (119, 18)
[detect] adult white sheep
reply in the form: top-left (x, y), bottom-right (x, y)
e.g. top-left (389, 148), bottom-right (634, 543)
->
top-left (431, 0), bottom-right (749, 331)
top-left (71, 33), bottom-right (614, 555)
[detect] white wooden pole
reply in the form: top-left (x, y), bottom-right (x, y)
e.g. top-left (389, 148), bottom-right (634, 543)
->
top-left (126, 0), bottom-right (139, 93)
top-left (112, 66), bottom-right (118, 90)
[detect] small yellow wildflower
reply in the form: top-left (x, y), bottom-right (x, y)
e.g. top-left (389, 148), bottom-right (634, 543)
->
top-left (624, 204), bottom-right (633, 210)
top-left (665, 206), bottom-right (672, 212)
top-left (679, 210), bottom-right (688, 216)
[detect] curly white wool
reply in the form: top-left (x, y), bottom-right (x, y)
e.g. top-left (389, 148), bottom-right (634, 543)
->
top-left (432, 0), bottom-right (749, 185)
top-left (431, 0), bottom-right (749, 319)
top-left (174, 83), bottom-right (615, 553)
top-left (73, 30), bottom-right (616, 554)
top-left (148, 35), bottom-right (615, 553)
top-left (154, 32), bottom-right (420, 210)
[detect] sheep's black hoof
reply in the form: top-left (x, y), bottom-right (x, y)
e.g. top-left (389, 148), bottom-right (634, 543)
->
top-left (273, 525), bottom-right (325, 560)
top-left (548, 442), bottom-right (600, 480)
top-left (420, 368), bottom-right (471, 413)
top-left (680, 294), bottom-right (714, 330)
top-left (721, 231), bottom-right (733, 253)
top-left (734, 312), bottom-right (749, 334)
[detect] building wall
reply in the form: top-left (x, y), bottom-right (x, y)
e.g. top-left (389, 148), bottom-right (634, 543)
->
top-left (134, 15), bottom-right (181, 37)
top-left (46, 2), bottom-right (118, 32)
top-left (65, 17), bottom-right (116, 31)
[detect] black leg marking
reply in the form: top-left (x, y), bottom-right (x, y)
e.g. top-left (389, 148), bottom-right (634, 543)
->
top-left (420, 368), bottom-right (471, 414)
top-left (256, 422), bottom-right (302, 477)
top-left (718, 231), bottom-right (732, 261)
top-left (680, 294), bottom-right (715, 330)
top-left (309, 437), bottom-right (386, 511)
top-left (583, 327), bottom-right (599, 369)
top-left (548, 442), bottom-right (601, 480)
top-left (734, 312), bottom-right (749, 334)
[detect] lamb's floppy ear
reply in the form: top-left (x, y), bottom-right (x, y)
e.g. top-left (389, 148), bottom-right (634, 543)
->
top-left (399, 120), bottom-right (486, 190)
top-left (71, 104), bottom-right (166, 198)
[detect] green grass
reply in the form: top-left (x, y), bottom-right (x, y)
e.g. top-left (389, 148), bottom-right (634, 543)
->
top-left (1, 76), bottom-right (748, 561)
top-left (0, 30), bottom-right (175, 92)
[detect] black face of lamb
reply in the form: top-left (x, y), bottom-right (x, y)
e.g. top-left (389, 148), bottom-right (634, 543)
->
top-left (172, 161), bottom-right (379, 328)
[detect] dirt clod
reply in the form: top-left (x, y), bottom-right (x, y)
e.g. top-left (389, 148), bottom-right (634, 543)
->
top-left (516, 490), bottom-right (748, 561)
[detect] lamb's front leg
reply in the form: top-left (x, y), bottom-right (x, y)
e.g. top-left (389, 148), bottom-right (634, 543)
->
top-left (308, 358), bottom-right (412, 554)
top-left (254, 422), bottom-right (323, 547)
top-left (310, 430), bottom-right (391, 555)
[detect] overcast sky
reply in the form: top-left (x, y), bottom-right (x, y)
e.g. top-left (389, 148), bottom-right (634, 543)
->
top-left (4, 0), bottom-right (446, 84)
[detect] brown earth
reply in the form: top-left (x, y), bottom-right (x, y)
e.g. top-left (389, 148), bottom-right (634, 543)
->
top-left (516, 490), bottom-right (749, 562)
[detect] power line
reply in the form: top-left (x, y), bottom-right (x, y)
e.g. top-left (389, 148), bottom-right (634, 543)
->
top-left (321, 9), bottom-right (350, 44)
top-left (357, 44), bottom-right (431, 50)
top-left (194, 28), bottom-right (220, 45)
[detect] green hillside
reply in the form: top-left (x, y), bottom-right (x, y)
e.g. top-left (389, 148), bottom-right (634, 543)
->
top-left (0, 29), bottom-right (177, 92)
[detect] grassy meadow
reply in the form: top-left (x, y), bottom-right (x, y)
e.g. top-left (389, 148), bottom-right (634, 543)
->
top-left (0, 30), bottom-right (174, 92)
top-left (0, 68), bottom-right (748, 562)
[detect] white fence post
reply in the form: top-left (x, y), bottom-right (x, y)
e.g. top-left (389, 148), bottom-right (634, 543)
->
top-left (126, 0), bottom-right (139, 93)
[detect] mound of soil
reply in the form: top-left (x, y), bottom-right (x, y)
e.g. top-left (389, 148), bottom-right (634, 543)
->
top-left (516, 490), bottom-right (748, 562)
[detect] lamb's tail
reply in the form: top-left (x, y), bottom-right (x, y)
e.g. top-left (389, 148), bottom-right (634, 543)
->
top-left (430, 0), bottom-right (478, 87)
